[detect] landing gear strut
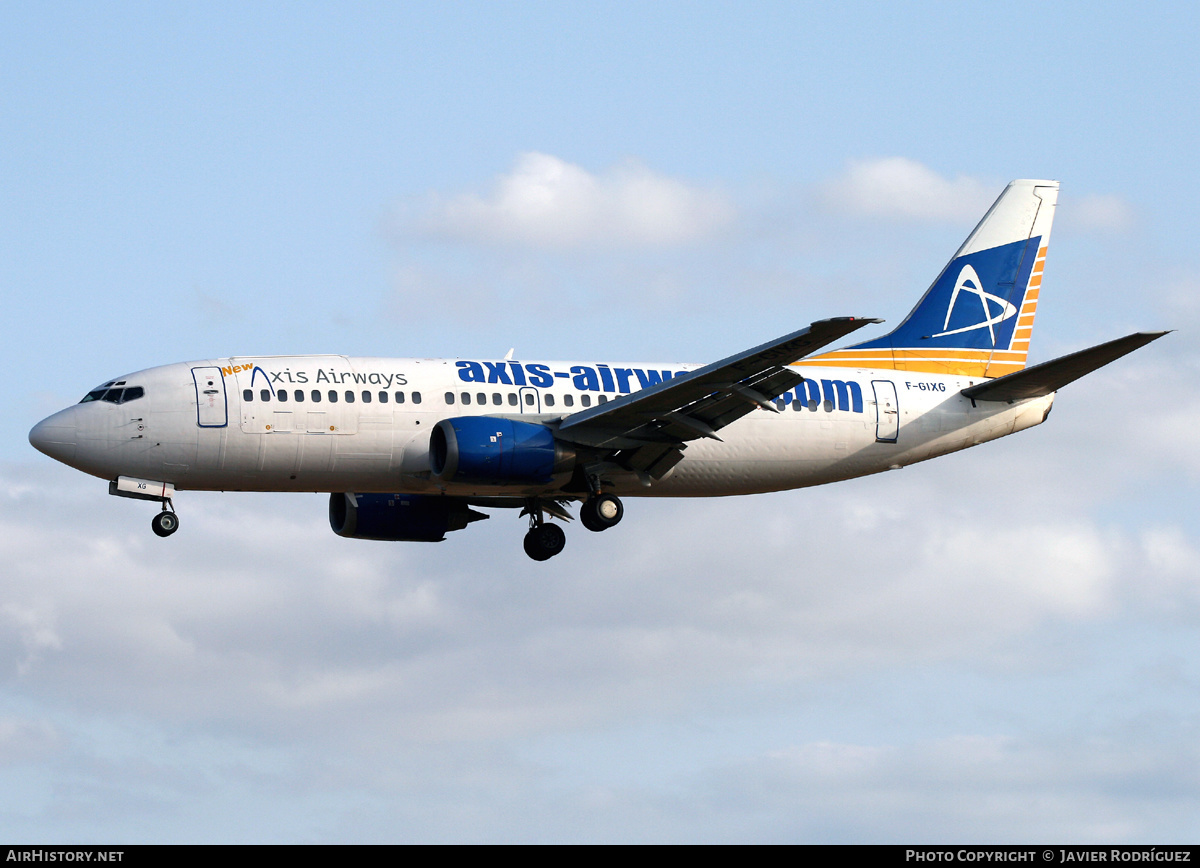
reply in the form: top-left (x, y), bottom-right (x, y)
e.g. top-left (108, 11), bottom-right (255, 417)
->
top-left (151, 503), bottom-right (179, 538)
top-left (580, 493), bottom-right (623, 532)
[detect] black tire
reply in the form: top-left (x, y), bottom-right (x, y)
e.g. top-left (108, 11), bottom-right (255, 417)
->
top-left (151, 511), bottom-right (179, 538)
top-left (579, 499), bottom-right (605, 532)
top-left (581, 494), bottom-right (623, 532)
top-left (523, 523), bottom-right (566, 560)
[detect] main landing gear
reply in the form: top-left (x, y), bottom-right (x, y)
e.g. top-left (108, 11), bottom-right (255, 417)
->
top-left (151, 503), bottom-right (179, 538)
top-left (580, 493), bottom-right (623, 533)
top-left (523, 498), bottom-right (566, 562)
top-left (520, 493), bottom-right (625, 561)
top-left (523, 521), bottom-right (566, 561)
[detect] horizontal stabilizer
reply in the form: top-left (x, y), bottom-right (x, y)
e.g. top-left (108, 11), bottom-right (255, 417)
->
top-left (961, 331), bottom-right (1168, 403)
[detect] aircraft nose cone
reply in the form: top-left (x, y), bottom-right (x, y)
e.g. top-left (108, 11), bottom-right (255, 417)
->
top-left (29, 413), bottom-right (78, 464)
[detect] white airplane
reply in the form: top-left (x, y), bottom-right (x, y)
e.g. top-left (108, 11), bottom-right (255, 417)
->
top-left (29, 179), bottom-right (1166, 560)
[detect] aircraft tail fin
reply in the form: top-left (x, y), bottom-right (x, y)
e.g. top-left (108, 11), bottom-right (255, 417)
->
top-left (801, 179), bottom-right (1059, 378)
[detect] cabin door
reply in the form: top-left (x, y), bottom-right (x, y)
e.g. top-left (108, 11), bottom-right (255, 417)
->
top-left (871, 380), bottom-right (899, 443)
top-left (191, 367), bottom-right (228, 428)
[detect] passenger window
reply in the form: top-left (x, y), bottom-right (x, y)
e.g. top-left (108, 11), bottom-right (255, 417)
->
top-left (545, 394), bottom-right (555, 407)
top-left (476, 392), bottom-right (486, 405)
top-left (294, 390), bottom-right (304, 402)
top-left (507, 393), bottom-right (518, 406)
top-left (277, 390), bottom-right (288, 403)
top-left (328, 390), bottom-right (338, 403)
top-left (378, 391), bottom-right (388, 403)
top-left (362, 391), bottom-right (371, 403)
top-left (243, 389), bottom-right (253, 402)
top-left (345, 391), bottom-right (355, 403)
top-left (412, 392), bottom-right (422, 404)
top-left (581, 395), bottom-right (591, 407)
top-left (492, 393), bottom-right (502, 405)
top-left (524, 393), bottom-right (534, 406)
top-left (598, 395), bottom-right (608, 404)
top-left (395, 392), bottom-right (405, 404)
top-left (445, 392), bottom-right (454, 405)
top-left (823, 399), bottom-right (833, 412)
top-left (311, 390), bottom-right (322, 403)
top-left (564, 394), bottom-right (574, 407)
top-left (461, 393), bottom-right (471, 406)
top-left (261, 389), bottom-right (271, 402)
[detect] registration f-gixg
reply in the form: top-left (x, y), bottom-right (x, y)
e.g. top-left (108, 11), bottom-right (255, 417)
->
top-left (29, 180), bottom-right (1166, 560)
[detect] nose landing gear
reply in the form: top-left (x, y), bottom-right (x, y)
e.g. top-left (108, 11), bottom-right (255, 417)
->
top-left (108, 477), bottom-right (180, 538)
top-left (151, 504), bottom-right (179, 537)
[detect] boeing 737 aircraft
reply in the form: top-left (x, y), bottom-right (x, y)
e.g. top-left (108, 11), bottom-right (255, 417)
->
top-left (29, 180), bottom-right (1166, 560)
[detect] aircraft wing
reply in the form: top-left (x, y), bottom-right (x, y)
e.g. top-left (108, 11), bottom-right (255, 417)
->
top-left (962, 331), bottom-right (1168, 403)
top-left (553, 317), bottom-right (881, 477)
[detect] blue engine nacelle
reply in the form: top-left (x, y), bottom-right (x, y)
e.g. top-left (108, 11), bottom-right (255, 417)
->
top-left (328, 493), bottom-right (487, 541)
top-left (429, 416), bottom-right (576, 485)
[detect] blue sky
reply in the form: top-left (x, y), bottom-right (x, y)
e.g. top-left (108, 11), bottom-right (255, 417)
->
top-left (3, 1), bottom-right (1199, 842)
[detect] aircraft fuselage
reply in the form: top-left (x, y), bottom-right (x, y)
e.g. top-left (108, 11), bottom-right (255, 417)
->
top-left (30, 355), bottom-right (1054, 500)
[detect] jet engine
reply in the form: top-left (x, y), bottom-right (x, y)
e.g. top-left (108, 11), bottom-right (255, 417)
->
top-left (429, 417), bottom-right (575, 485)
top-left (329, 492), bottom-right (487, 542)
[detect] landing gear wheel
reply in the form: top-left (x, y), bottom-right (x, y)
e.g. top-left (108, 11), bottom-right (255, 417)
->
top-left (151, 510), bottom-right (179, 538)
top-left (580, 493), bottom-right (623, 532)
top-left (580, 501), bottom-right (604, 532)
top-left (523, 523), bottom-right (566, 561)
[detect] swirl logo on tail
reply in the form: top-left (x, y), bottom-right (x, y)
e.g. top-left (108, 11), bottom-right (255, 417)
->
top-left (933, 264), bottom-right (1017, 346)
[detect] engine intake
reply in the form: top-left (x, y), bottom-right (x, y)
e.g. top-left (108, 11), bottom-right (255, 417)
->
top-left (430, 417), bottom-right (575, 484)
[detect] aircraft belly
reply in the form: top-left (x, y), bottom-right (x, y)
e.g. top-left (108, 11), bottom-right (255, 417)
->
top-left (641, 415), bottom-right (886, 496)
top-left (634, 395), bottom-right (1048, 497)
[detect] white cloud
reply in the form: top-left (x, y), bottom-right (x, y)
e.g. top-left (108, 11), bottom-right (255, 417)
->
top-left (2, 439), bottom-right (1191, 733)
top-left (4, 348), bottom-right (1195, 840)
top-left (821, 157), bottom-right (996, 222)
top-left (396, 152), bottom-right (736, 248)
top-left (681, 731), bottom-right (1200, 842)
top-left (0, 717), bottom-right (59, 764)
top-left (1054, 351), bottom-right (1200, 481)
top-left (0, 602), bottom-right (61, 676)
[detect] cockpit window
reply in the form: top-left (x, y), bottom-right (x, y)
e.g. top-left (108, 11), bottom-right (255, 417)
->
top-left (79, 385), bottom-right (145, 405)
